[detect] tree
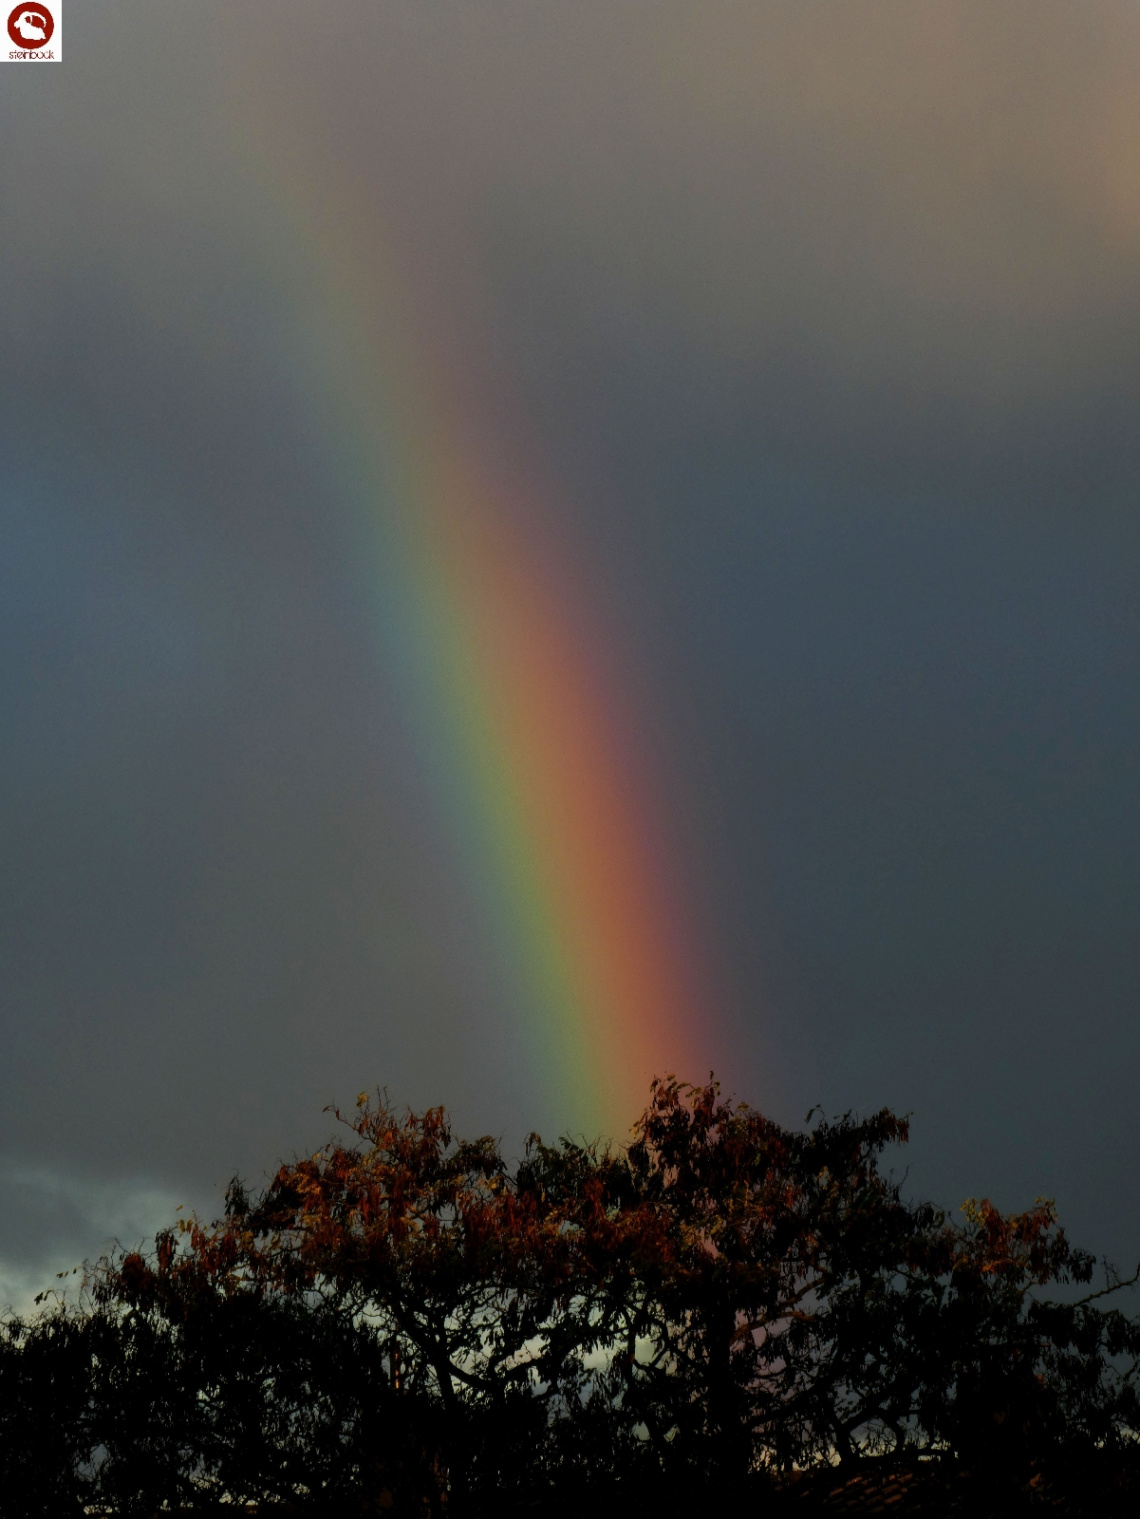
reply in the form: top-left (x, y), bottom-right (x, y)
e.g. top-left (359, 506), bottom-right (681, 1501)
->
top-left (3, 1077), bottom-right (1138, 1514)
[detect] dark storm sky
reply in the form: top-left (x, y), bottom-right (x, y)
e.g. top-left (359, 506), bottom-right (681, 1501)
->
top-left (2, 0), bottom-right (1139, 1310)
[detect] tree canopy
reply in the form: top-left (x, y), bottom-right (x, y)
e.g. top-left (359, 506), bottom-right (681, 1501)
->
top-left (3, 1078), bottom-right (1138, 1515)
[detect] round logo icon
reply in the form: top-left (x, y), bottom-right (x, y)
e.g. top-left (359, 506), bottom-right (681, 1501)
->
top-left (7, 3), bottom-right (54, 48)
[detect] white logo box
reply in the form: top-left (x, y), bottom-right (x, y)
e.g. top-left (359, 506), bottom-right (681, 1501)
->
top-left (4, 2), bottom-right (62, 62)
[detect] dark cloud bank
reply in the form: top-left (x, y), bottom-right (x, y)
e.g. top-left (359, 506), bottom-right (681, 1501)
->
top-left (2, 1), bottom-right (1139, 1308)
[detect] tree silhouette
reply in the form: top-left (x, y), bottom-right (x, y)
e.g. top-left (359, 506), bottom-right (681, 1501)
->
top-left (2, 1077), bottom-right (1138, 1515)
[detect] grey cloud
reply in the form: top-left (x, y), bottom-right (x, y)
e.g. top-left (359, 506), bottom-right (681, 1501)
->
top-left (0, 1165), bottom-right (188, 1319)
top-left (2, 1), bottom-right (1139, 1300)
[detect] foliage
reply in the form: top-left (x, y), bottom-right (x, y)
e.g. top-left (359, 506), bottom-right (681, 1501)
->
top-left (2, 1078), bottom-right (1138, 1514)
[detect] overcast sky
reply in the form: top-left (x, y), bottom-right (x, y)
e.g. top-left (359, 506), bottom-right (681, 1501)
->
top-left (3, 1), bottom-right (1140, 1312)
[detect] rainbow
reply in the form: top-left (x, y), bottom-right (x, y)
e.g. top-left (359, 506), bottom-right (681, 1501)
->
top-left (229, 118), bottom-right (716, 1137)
